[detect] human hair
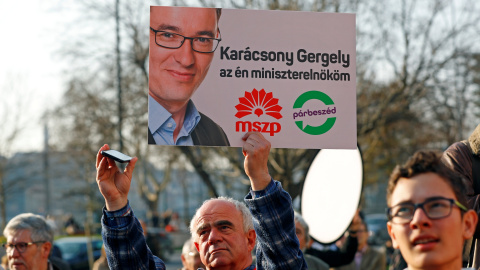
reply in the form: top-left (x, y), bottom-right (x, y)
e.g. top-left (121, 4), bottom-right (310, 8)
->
top-left (3, 213), bottom-right (54, 243)
top-left (189, 196), bottom-right (254, 239)
top-left (150, 7), bottom-right (221, 23)
top-left (386, 150), bottom-right (468, 208)
top-left (294, 212), bottom-right (310, 243)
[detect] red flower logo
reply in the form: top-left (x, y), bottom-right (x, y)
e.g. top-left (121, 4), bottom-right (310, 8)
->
top-left (235, 88), bottom-right (283, 119)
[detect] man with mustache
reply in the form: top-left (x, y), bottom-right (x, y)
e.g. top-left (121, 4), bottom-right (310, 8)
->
top-left (96, 132), bottom-right (306, 269)
top-left (148, 6), bottom-right (229, 146)
top-left (2, 213), bottom-right (59, 270)
top-left (386, 150), bottom-right (478, 270)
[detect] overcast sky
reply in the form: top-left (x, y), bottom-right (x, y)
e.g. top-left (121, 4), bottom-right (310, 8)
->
top-left (0, 0), bottom-right (169, 155)
top-left (0, 0), bottom-right (73, 154)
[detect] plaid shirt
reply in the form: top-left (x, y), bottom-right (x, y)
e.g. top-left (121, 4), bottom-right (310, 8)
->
top-left (102, 180), bottom-right (306, 270)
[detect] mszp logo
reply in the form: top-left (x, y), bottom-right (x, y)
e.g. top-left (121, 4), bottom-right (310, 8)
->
top-left (293, 91), bottom-right (336, 135)
top-left (235, 88), bottom-right (282, 136)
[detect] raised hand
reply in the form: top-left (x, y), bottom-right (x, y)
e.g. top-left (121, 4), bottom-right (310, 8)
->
top-left (96, 144), bottom-right (138, 211)
top-left (242, 132), bottom-right (272, 191)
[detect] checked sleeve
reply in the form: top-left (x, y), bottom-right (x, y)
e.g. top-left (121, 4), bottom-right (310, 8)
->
top-left (244, 180), bottom-right (307, 270)
top-left (101, 202), bottom-right (166, 270)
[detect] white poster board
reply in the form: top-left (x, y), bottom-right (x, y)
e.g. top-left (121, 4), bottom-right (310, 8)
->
top-left (149, 7), bottom-right (356, 149)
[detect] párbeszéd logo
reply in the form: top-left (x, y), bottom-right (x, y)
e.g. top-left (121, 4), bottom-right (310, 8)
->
top-left (293, 91), bottom-right (336, 135)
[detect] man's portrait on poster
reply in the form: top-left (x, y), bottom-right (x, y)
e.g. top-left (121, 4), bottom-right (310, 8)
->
top-left (148, 6), bottom-right (230, 146)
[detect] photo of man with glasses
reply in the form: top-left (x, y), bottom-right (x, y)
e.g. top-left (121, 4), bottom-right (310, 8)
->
top-left (148, 6), bottom-right (230, 146)
top-left (386, 150), bottom-right (478, 270)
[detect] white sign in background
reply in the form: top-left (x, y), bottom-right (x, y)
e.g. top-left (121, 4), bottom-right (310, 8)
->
top-left (191, 8), bottom-right (357, 149)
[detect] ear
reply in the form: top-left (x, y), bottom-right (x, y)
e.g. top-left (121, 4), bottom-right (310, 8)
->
top-left (181, 253), bottom-right (187, 265)
top-left (387, 221), bottom-right (399, 249)
top-left (246, 229), bottom-right (256, 252)
top-left (42, 242), bottom-right (52, 258)
top-left (462, 210), bottom-right (478, 240)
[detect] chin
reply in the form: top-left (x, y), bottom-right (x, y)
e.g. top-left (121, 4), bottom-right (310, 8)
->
top-left (412, 254), bottom-right (453, 269)
top-left (208, 259), bottom-right (230, 268)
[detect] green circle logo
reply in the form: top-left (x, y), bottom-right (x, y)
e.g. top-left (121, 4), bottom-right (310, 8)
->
top-left (293, 91), bottom-right (336, 135)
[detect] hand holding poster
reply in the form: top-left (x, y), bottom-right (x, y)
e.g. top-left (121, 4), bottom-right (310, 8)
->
top-left (148, 6), bottom-right (356, 149)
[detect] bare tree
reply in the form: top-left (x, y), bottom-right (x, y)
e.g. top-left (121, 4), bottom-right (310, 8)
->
top-left (0, 74), bottom-right (32, 229)
top-left (181, 146), bottom-right (319, 200)
top-left (136, 147), bottom-right (181, 219)
top-left (49, 1), bottom-right (187, 225)
top-left (48, 0), bottom-right (480, 219)
top-left (358, 0), bottom-right (480, 139)
top-left (356, 0), bottom-right (480, 187)
top-left (472, 54), bottom-right (480, 120)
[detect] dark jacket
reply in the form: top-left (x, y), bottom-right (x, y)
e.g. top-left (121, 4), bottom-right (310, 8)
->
top-left (442, 124), bottom-right (480, 268)
top-left (306, 235), bottom-right (358, 267)
top-left (148, 112), bottom-right (230, 146)
top-left (331, 246), bottom-right (386, 270)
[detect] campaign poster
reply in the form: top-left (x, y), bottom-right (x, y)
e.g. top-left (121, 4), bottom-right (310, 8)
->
top-left (148, 6), bottom-right (356, 149)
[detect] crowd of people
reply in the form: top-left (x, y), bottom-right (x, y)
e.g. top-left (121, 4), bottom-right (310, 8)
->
top-left (2, 2), bottom-right (479, 269)
top-left (95, 125), bottom-right (480, 270)
top-left (1, 125), bottom-right (479, 270)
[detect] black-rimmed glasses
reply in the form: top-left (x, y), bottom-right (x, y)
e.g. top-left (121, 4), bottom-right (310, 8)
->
top-left (150, 27), bottom-right (221, 53)
top-left (2, 241), bottom-right (46, 253)
top-left (387, 197), bottom-right (468, 224)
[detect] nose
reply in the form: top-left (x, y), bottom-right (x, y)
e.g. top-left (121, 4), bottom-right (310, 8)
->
top-left (8, 246), bottom-right (20, 258)
top-left (173, 39), bottom-right (195, 67)
top-left (409, 207), bottom-right (432, 229)
top-left (207, 228), bottom-right (222, 244)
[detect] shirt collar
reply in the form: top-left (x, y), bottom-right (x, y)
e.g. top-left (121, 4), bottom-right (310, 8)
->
top-left (148, 95), bottom-right (172, 134)
top-left (148, 95), bottom-right (201, 138)
top-left (182, 100), bottom-right (201, 136)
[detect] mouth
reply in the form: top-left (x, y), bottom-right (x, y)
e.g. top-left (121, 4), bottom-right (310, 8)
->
top-left (10, 262), bottom-right (25, 268)
top-left (209, 248), bottom-right (228, 255)
top-left (167, 69), bottom-right (195, 81)
top-left (412, 237), bottom-right (439, 250)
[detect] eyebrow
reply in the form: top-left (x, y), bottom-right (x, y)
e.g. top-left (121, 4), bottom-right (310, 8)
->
top-left (394, 196), bottom-right (450, 206)
top-left (196, 30), bottom-right (216, 38)
top-left (196, 220), bottom-right (235, 235)
top-left (214, 220), bottom-right (234, 228)
top-left (155, 24), bottom-right (180, 32)
top-left (196, 223), bottom-right (211, 235)
top-left (154, 24), bottom-right (216, 38)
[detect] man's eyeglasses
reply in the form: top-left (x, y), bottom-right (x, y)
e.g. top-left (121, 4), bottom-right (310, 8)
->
top-left (150, 27), bottom-right (221, 53)
top-left (387, 197), bottom-right (468, 224)
top-left (2, 241), bottom-right (45, 253)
